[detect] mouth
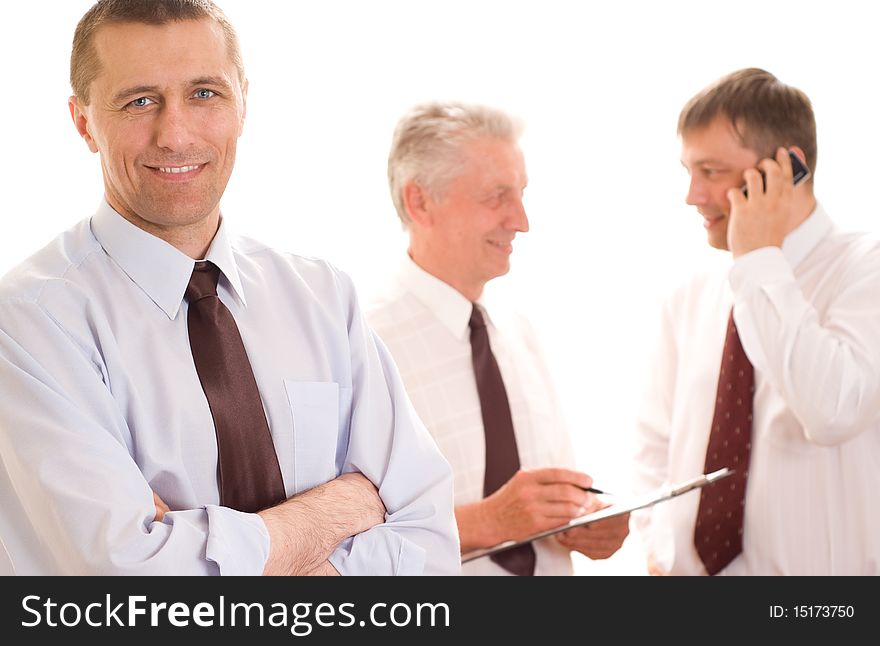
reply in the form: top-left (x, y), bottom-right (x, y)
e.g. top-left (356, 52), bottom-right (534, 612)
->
top-left (487, 238), bottom-right (514, 254)
top-left (145, 164), bottom-right (206, 180)
top-left (699, 210), bottom-right (725, 230)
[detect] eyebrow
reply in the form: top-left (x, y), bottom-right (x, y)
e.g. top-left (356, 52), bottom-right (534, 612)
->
top-left (681, 158), bottom-right (729, 168)
top-left (112, 77), bottom-right (233, 104)
top-left (190, 76), bottom-right (234, 91)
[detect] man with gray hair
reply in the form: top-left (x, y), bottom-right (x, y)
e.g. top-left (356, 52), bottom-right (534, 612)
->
top-left (367, 102), bottom-right (629, 575)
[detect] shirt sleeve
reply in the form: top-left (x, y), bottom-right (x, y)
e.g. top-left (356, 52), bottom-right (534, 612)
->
top-left (0, 299), bottom-right (269, 575)
top-left (326, 270), bottom-right (460, 576)
top-left (729, 244), bottom-right (880, 445)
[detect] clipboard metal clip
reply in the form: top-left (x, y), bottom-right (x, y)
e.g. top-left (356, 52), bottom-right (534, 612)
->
top-left (670, 467), bottom-right (733, 497)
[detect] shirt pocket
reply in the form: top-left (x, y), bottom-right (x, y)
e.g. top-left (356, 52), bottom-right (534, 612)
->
top-left (283, 380), bottom-right (340, 492)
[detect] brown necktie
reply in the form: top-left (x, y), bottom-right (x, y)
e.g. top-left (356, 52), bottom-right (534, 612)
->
top-left (469, 305), bottom-right (536, 576)
top-left (186, 261), bottom-right (286, 513)
top-left (694, 309), bottom-right (754, 575)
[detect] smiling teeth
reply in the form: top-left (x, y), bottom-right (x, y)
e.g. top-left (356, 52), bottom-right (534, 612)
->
top-left (158, 165), bottom-right (199, 174)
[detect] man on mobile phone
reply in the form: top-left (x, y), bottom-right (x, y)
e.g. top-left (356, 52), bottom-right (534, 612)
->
top-left (633, 68), bottom-right (880, 575)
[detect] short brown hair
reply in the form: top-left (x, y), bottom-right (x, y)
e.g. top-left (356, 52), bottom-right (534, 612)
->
top-left (71, 0), bottom-right (244, 105)
top-left (388, 102), bottom-right (523, 228)
top-left (678, 68), bottom-right (817, 179)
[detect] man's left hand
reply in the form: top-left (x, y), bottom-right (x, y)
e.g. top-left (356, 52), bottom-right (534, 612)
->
top-left (555, 510), bottom-right (630, 559)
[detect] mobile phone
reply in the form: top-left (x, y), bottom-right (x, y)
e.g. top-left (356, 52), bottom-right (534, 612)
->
top-left (741, 150), bottom-right (810, 197)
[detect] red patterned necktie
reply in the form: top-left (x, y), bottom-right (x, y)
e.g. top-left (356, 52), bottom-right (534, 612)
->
top-left (186, 261), bottom-right (286, 513)
top-left (694, 309), bottom-right (754, 575)
top-left (469, 305), bottom-right (536, 576)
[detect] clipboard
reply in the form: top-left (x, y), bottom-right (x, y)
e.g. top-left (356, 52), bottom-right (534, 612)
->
top-left (461, 468), bottom-right (733, 563)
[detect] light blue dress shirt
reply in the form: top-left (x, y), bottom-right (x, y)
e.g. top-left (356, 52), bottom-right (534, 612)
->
top-left (0, 202), bottom-right (460, 575)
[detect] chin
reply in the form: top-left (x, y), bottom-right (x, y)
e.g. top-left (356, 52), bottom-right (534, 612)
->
top-left (707, 236), bottom-right (730, 251)
top-left (143, 196), bottom-right (218, 225)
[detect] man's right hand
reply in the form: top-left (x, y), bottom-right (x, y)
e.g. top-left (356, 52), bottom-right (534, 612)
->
top-left (152, 491), bottom-right (170, 523)
top-left (457, 468), bottom-right (597, 551)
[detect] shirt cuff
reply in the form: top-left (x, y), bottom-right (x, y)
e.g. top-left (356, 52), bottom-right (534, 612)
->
top-left (205, 505), bottom-right (270, 576)
top-left (729, 246), bottom-right (795, 298)
top-left (328, 528), bottom-right (427, 576)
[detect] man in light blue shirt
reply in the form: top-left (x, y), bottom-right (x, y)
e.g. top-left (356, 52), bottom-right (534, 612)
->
top-left (0, 0), bottom-right (458, 575)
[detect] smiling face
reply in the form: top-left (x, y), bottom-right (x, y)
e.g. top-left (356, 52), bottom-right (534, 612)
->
top-left (70, 18), bottom-right (247, 240)
top-left (417, 136), bottom-right (529, 298)
top-left (681, 116), bottom-right (760, 250)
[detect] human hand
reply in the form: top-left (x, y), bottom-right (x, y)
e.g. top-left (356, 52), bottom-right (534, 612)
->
top-left (481, 468), bottom-right (598, 544)
top-left (646, 552), bottom-right (669, 576)
top-left (152, 491), bottom-right (170, 523)
top-left (554, 509), bottom-right (629, 559)
top-left (726, 147), bottom-right (795, 258)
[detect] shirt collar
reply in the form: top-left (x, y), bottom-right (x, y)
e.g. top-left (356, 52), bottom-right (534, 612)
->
top-left (781, 202), bottom-right (832, 269)
top-left (90, 200), bottom-right (247, 320)
top-left (396, 254), bottom-right (493, 341)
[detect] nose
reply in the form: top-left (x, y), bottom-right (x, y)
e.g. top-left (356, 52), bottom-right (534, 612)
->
top-left (155, 103), bottom-right (197, 152)
top-left (685, 175), bottom-right (707, 207)
top-left (507, 196), bottom-right (529, 233)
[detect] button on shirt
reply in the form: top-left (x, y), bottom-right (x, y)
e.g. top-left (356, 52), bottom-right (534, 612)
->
top-left (367, 256), bottom-right (575, 576)
top-left (0, 202), bottom-right (459, 576)
top-left (634, 205), bottom-right (880, 575)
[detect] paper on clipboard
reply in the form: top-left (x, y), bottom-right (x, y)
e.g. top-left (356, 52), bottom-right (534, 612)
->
top-left (461, 468), bottom-right (733, 563)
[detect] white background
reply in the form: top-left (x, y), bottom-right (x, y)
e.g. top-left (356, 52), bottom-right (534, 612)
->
top-left (3, 1), bottom-right (880, 575)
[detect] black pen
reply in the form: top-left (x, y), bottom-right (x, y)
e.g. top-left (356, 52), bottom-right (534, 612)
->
top-left (580, 486), bottom-right (608, 495)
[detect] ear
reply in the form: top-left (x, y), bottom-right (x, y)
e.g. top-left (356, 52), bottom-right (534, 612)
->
top-left (402, 181), bottom-right (433, 227)
top-left (238, 78), bottom-right (248, 136)
top-left (69, 96), bottom-right (99, 154)
top-left (789, 145), bottom-right (807, 166)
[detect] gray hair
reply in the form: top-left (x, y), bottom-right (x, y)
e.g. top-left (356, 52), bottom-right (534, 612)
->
top-left (387, 101), bottom-right (523, 228)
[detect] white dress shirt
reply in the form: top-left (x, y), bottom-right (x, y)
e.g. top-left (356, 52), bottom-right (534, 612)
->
top-left (367, 256), bottom-right (575, 575)
top-left (0, 201), bottom-right (459, 576)
top-left (634, 205), bottom-right (880, 575)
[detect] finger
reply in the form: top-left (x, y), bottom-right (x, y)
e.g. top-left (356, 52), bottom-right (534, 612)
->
top-left (536, 483), bottom-right (594, 507)
top-left (777, 146), bottom-right (793, 183)
top-left (742, 167), bottom-right (764, 198)
top-left (538, 500), bottom-right (591, 520)
top-left (531, 467), bottom-right (592, 490)
top-left (558, 532), bottom-right (622, 557)
top-left (757, 155), bottom-right (785, 198)
top-left (152, 492), bottom-right (169, 522)
top-left (584, 520), bottom-right (630, 542)
top-left (727, 186), bottom-right (747, 210)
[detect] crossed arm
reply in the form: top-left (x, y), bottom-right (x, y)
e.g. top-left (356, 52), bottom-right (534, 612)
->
top-left (154, 473), bottom-right (385, 576)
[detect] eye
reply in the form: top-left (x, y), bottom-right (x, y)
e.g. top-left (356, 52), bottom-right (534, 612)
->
top-left (194, 89), bottom-right (216, 100)
top-left (483, 192), bottom-right (504, 209)
top-left (129, 97), bottom-right (154, 108)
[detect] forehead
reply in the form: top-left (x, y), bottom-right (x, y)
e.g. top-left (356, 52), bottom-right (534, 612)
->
top-left (456, 136), bottom-right (526, 182)
top-left (680, 116), bottom-right (757, 164)
top-left (91, 18), bottom-right (235, 91)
